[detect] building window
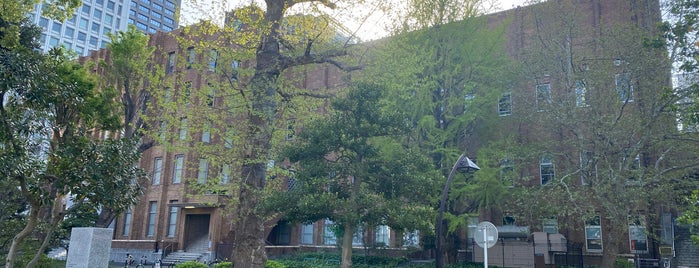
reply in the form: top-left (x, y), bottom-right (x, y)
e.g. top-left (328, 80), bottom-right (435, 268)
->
top-left (542, 218), bottom-right (558, 234)
top-left (49, 37), bottom-right (59, 47)
top-left (352, 226), bottom-right (364, 246)
top-left (224, 128), bottom-right (234, 149)
top-left (301, 223), bottom-right (314, 244)
top-left (540, 155), bottom-right (554, 185)
top-left (615, 73), bottom-right (633, 102)
top-left (285, 119), bottom-right (295, 140)
top-left (79, 18), bottom-right (89, 30)
top-left (153, 157), bottom-right (163, 185)
top-left (500, 158), bottom-right (514, 187)
top-left (138, 5), bottom-right (150, 13)
top-left (536, 83), bottom-right (552, 111)
top-left (629, 215), bottom-right (648, 253)
top-left (146, 201), bottom-right (157, 237)
top-left (208, 49), bottom-right (218, 72)
top-left (107, 1), bottom-right (115, 10)
top-left (323, 220), bottom-right (336, 245)
top-left (89, 36), bottom-right (98, 46)
top-left (93, 9), bottom-right (102, 19)
top-left (64, 27), bottom-right (74, 37)
top-left (166, 52), bottom-right (175, 74)
top-left (165, 1), bottom-right (175, 9)
top-left (186, 47), bottom-right (195, 69)
top-left (82, 4), bottom-right (91, 14)
top-left (164, 9), bottom-right (173, 17)
top-left (167, 201), bottom-right (178, 237)
top-left (137, 13), bottom-right (148, 21)
top-left (173, 155), bottom-right (184, 184)
top-left (201, 121), bottom-right (211, 143)
top-left (206, 83), bottom-right (215, 107)
top-left (220, 164), bottom-right (231, 184)
top-left (585, 215), bottom-right (602, 252)
top-left (163, 16), bottom-right (174, 24)
top-left (575, 80), bottom-right (587, 107)
top-left (39, 17), bottom-right (49, 28)
top-left (91, 22), bottom-right (100, 33)
top-left (77, 31), bottom-right (86, 41)
top-left (375, 225), bottom-right (390, 246)
top-left (152, 3), bottom-right (163, 10)
top-left (183, 81), bottom-right (192, 105)
top-left (179, 118), bottom-right (187, 140)
top-left (158, 121), bottom-right (168, 142)
top-left (122, 208), bottom-right (132, 236)
top-left (52, 22), bottom-right (62, 33)
top-left (197, 158), bottom-right (208, 184)
top-left (152, 12), bottom-right (162, 19)
top-left (402, 230), bottom-right (419, 248)
top-left (136, 22), bottom-right (147, 30)
top-left (498, 92), bottom-right (511, 116)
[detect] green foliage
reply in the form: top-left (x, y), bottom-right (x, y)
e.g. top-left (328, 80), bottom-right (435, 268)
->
top-left (174, 261), bottom-right (209, 268)
top-left (679, 189), bottom-right (699, 244)
top-left (614, 258), bottom-right (634, 268)
top-left (265, 260), bottom-right (286, 268)
top-left (213, 262), bottom-right (232, 268)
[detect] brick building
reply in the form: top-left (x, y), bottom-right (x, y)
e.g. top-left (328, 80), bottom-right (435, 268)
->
top-left (84, 0), bottom-right (697, 267)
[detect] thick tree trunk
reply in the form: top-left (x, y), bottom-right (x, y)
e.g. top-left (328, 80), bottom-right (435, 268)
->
top-left (232, 182), bottom-right (268, 267)
top-left (95, 208), bottom-right (116, 228)
top-left (341, 223), bottom-right (354, 268)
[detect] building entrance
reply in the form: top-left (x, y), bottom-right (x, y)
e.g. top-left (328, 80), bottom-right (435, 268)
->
top-left (184, 214), bottom-right (210, 252)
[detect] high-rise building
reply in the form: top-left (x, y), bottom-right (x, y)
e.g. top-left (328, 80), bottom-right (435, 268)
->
top-left (29, 0), bottom-right (130, 56)
top-left (29, 0), bottom-right (180, 57)
top-left (127, 0), bottom-right (180, 34)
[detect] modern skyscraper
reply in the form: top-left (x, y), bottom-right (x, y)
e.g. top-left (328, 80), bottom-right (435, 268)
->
top-left (29, 0), bottom-right (180, 57)
top-left (127, 0), bottom-right (180, 34)
top-left (29, 0), bottom-right (131, 56)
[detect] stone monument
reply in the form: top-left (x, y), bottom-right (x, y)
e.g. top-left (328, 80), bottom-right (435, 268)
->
top-left (66, 227), bottom-right (112, 268)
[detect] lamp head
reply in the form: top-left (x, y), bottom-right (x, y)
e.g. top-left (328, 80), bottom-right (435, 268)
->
top-left (456, 154), bottom-right (480, 172)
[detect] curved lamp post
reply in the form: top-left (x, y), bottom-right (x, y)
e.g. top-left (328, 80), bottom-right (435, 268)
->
top-left (435, 154), bottom-right (480, 268)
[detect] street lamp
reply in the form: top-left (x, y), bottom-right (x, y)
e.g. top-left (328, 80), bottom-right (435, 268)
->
top-left (435, 154), bottom-right (480, 268)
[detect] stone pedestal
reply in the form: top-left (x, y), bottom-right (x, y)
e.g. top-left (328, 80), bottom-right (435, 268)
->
top-left (66, 227), bottom-right (113, 268)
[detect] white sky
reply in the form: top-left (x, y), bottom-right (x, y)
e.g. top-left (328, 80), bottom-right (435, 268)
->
top-left (180, 0), bottom-right (531, 41)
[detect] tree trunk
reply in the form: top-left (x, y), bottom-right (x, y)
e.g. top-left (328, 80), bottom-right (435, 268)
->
top-left (95, 208), bottom-right (116, 228)
top-left (6, 205), bottom-right (39, 268)
top-left (232, 182), bottom-right (268, 267)
top-left (341, 223), bottom-right (354, 268)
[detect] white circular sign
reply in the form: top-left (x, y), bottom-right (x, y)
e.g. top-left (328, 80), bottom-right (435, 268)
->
top-left (475, 221), bottom-right (498, 248)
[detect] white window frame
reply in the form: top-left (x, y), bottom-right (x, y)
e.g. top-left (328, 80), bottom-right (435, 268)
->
top-left (575, 80), bottom-right (588, 107)
top-left (146, 201), bottom-right (157, 237)
top-left (220, 164), bottom-right (231, 184)
top-left (536, 83), bottom-right (552, 111)
top-left (542, 218), bottom-right (558, 234)
top-left (323, 220), bottom-right (336, 245)
top-left (615, 73), bottom-right (634, 102)
top-left (152, 157), bottom-right (163, 185)
top-left (629, 215), bottom-right (648, 254)
top-left (375, 225), bottom-right (390, 246)
top-left (173, 155), bottom-right (184, 184)
top-left (301, 223), bottom-right (314, 245)
top-left (197, 158), bottom-right (209, 184)
top-left (167, 201), bottom-right (178, 237)
top-left (540, 155), bottom-right (555, 185)
top-left (585, 215), bottom-right (603, 252)
top-left (122, 208), bottom-right (132, 236)
top-left (498, 92), bottom-right (512, 116)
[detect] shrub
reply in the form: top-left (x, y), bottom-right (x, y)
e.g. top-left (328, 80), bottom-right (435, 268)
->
top-left (266, 259), bottom-right (286, 268)
top-left (174, 261), bottom-right (208, 268)
top-left (213, 261), bottom-right (232, 268)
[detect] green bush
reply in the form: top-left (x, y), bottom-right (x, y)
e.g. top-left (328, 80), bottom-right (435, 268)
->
top-left (213, 261), bottom-right (232, 268)
top-left (174, 261), bottom-right (208, 268)
top-left (615, 258), bottom-right (634, 268)
top-left (266, 259), bottom-right (286, 268)
top-left (13, 253), bottom-right (52, 268)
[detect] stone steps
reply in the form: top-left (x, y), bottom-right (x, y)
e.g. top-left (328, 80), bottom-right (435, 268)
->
top-left (161, 251), bottom-right (203, 265)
